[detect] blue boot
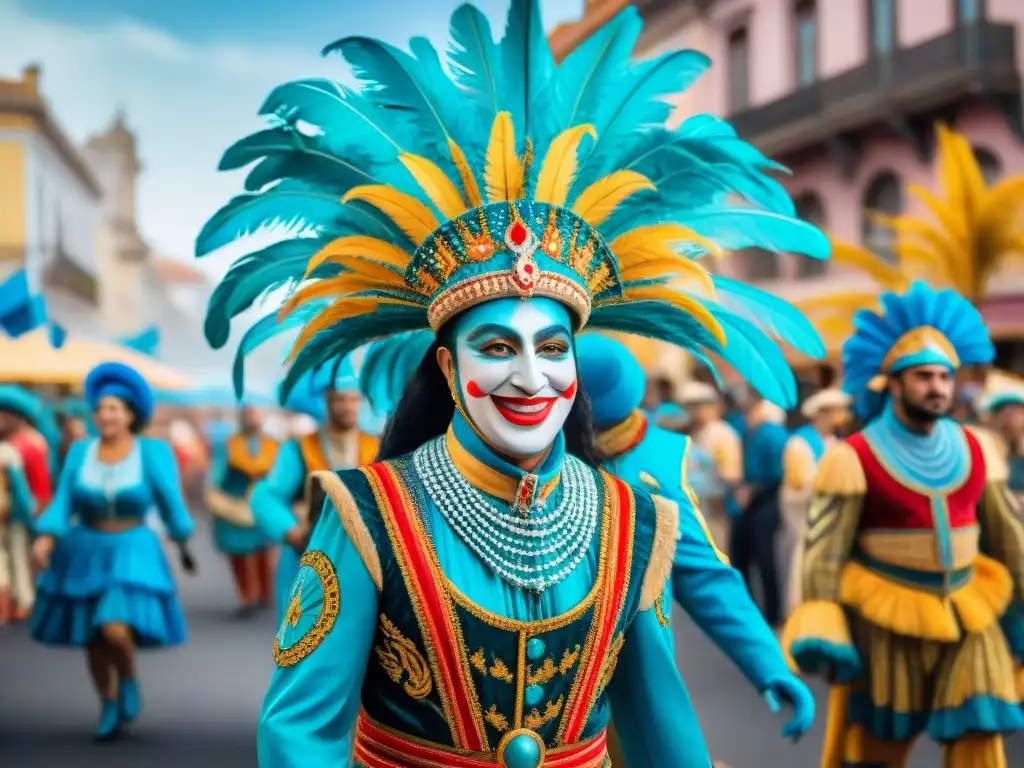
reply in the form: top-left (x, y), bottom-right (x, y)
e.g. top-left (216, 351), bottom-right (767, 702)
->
top-left (118, 678), bottom-right (141, 723)
top-left (95, 698), bottom-right (120, 741)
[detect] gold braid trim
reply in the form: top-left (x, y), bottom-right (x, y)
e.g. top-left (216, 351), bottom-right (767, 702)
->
top-left (639, 494), bottom-right (680, 611)
top-left (814, 442), bottom-right (867, 496)
top-left (310, 470), bottom-right (384, 592)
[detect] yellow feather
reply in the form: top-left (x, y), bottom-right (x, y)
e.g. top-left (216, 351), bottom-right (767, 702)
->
top-left (484, 112), bottom-right (524, 203)
top-left (617, 285), bottom-right (725, 344)
top-left (610, 224), bottom-right (723, 260)
top-left (287, 298), bottom-right (380, 360)
top-left (892, 239), bottom-right (956, 286)
top-left (533, 124), bottom-right (596, 207)
top-left (306, 236), bottom-right (412, 276)
top-left (572, 171), bottom-right (655, 227)
top-left (950, 130), bottom-right (986, 226)
top-left (278, 275), bottom-right (386, 319)
top-left (979, 177), bottom-right (1024, 230)
top-left (887, 215), bottom-right (966, 289)
top-left (906, 184), bottom-right (966, 244)
top-left (827, 239), bottom-right (905, 290)
top-left (342, 185), bottom-right (440, 246)
top-left (616, 242), bottom-right (714, 295)
top-left (448, 138), bottom-right (483, 208)
top-left (935, 124), bottom-right (967, 221)
top-left (399, 153), bottom-right (469, 221)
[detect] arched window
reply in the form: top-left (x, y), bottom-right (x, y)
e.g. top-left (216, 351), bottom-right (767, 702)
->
top-left (973, 146), bottom-right (1002, 185)
top-left (741, 248), bottom-right (780, 281)
top-left (794, 192), bottom-right (828, 278)
top-left (861, 171), bottom-right (903, 263)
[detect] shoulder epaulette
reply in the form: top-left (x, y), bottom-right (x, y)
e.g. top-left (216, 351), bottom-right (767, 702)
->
top-left (813, 441), bottom-right (867, 496)
top-left (309, 470), bottom-right (383, 591)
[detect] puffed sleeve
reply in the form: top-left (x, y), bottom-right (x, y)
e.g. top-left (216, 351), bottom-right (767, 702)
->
top-left (33, 440), bottom-right (86, 538)
top-left (605, 607), bottom-right (713, 768)
top-left (780, 442), bottom-right (864, 681)
top-left (258, 473), bottom-right (381, 768)
top-left (143, 438), bottom-right (195, 541)
top-left (251, 441), bottom-right (305, 544)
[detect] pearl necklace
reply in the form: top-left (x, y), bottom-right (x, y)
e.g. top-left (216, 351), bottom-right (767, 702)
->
top-left (412, 437), bottom-right (599, 593)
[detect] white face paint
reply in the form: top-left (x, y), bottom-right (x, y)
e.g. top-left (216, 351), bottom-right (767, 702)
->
top-left (451, 297), bottom-right (578, 459)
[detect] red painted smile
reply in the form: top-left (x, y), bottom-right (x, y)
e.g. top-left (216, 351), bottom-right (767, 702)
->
top-left (490, 395), bottom-right (557, 426)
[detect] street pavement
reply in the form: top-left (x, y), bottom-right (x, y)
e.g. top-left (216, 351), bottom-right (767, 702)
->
top-left (1, 520), bottom-right (1021, 767)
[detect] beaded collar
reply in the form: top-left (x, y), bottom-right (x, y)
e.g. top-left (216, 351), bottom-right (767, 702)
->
top-left (862, 400), bottom-right (969, 493)
top-left (447, 413), bottom-right (562, 513)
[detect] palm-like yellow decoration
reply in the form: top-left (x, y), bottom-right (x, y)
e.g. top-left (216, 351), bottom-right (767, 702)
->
top-left (794, 123), bottom-right (1024, 357)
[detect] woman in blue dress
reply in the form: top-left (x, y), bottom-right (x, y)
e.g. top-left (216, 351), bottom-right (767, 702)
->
top-left (30, 362), bottom-right (197, 741)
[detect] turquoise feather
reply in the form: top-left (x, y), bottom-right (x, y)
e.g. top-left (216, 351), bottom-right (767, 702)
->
top-left (448, 4), bottom-right (502, 119)
top-left (709, 306), bottom-right (798, 408)
top-left (712, 276), bottom-right (826, 360)
top-left (500, 0), bottom-right (556, 154)
top-left (683, 207), bottom-right (831, 258)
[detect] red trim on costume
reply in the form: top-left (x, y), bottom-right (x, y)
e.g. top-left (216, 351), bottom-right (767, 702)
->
top-left (11, 430), bottom-right (52, 511)
top-left (849, 429), bottom-right (985, 531)
top-left (559, 475), bottom-right (634, 745)
top-left (353, 710), bottom-right (608, 768)
top-left (365, 463), bottom-right (488, 753)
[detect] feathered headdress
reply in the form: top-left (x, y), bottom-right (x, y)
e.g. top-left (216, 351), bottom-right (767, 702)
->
top-left (198, 0), bottom-right (830, 407)
top-left (843, 281), bottom-right (994, 421)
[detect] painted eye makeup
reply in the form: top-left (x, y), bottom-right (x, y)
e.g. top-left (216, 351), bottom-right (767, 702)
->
top-left (537, 341), bottom-right (570, 358)
top-left (477, 339), bottom-right (517, 358)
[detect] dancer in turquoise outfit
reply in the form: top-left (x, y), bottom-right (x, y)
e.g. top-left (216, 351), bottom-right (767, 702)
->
top-left (249, 359), bottom-right (378, 626)
top-left (206, 404), bottom-right (278, 614)
top-left (576, 334), bottom-right (813, 764)
top-left (29, 362), bottom-right (197, 741)
top-left (199, 1), bottom-right (831, 764)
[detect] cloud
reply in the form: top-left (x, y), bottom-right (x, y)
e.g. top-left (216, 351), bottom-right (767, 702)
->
top-left (0, 0), bottom-right (584, 284)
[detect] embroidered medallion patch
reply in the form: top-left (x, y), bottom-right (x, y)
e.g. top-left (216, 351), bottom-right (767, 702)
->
top-left (272, 550), bottom-right (341, 667)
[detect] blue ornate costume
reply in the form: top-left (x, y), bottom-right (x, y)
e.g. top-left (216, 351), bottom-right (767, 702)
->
top-left (250, 362), bottom-right (379, 625)
top-left (783, 282), bottom-right (1024, 767)
top-left (577, 334), bottom-right (814, 763)
top-left (198, 1), bottom-right (829, 765)
top-left (31, 364), bottom-right (195, 649)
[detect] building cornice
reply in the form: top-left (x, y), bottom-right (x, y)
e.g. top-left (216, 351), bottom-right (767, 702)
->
top-left (0, 74), bottom-right (102, 198)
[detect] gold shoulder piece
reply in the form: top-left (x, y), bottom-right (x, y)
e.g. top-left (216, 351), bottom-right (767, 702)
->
top-left (965, 425), bottom-right (1009, 483)
top-left (272, 549), bottom-right (341, 667)
top-left (639, 494), bottom-right (680, 611)
top-left (310, 470), bottom-right (384, 592)
top-left (813, 442), bottom-right (866, 496)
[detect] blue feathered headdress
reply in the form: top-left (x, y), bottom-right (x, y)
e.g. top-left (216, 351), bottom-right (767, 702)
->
top-left (843, 281), bottom-right (994, 421)
top-left (358, 330), bottom-right (435, 416)
top-left (198, 0), bottom-right (830, 408)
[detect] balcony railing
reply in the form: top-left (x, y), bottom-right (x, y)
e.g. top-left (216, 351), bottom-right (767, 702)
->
top-left (728, 22), bottom-right (1020, 155)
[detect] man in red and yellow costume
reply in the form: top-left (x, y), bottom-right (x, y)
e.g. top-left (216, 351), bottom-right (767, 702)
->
top-left (784, 282), bottom-right (1024, 767)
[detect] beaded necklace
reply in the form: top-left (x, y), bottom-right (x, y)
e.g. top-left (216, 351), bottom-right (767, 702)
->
top-left (412, 436), bottom-right (599, 593)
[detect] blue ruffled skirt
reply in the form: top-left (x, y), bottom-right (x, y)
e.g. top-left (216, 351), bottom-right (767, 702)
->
top-left (31, 524), bottom-right (187, 648)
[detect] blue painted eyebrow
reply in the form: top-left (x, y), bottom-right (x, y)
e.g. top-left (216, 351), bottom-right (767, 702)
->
top-left (535, 324), bottom-right (571, 343)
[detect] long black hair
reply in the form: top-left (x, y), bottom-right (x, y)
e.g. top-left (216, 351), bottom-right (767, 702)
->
top-left (376, 327), bottom-right (602, 467)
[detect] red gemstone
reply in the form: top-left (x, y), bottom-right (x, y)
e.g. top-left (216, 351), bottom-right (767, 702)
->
top-left (524, 264), bottom-right (534, 274)
top-left (509, 221), bottom-right (527, 246)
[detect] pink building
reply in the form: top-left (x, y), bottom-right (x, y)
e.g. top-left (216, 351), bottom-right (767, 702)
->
top-left (559, 0), bottom-right (1024, 372)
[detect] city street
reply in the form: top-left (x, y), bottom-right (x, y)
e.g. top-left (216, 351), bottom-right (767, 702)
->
top-left (1, 522), bottom-right (1021, 767)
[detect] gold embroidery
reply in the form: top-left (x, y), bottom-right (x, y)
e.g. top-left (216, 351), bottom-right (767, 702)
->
top-left (272, 551), bottom-right (341, 668)
top-left (524, 696), bottom-right (564, 730)
top-left (489, 657), bottom-right (513, 683)
top-left (484, 705), bottom-right (509, 732)
top-left (471, 648), bottom-right (487, 675)
top-left (541, 209), bottom-right (563, 261)
top-left (527, 658), bottom-right (558, 686)
top-left (597, 634), bottom-right (626, 694)
top-left (570, 237), bottom-right (595, 276)
top-left (374, 614), bottom-right (433, 699)
top-left (468, 648), bottom-right (513, 683)
top-left (559, 645), bottom-right (581, 675)
top-left (286, 587), bottom-right (303, 628)
top-left (654, 595), bottom-right (670, 628)
top-left (587, 259), bottom-right (614, 295)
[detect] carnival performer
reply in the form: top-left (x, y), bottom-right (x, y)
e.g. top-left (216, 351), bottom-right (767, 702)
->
top-left (0, 386), bottom-right (40, 625)
top-left (677, 381), bottom-right (742, 554)
top-left (576, 333), bottom-right (814, 764)
top-left (249, 358), bottom-right (378, 626)
top-left (205, 404), bottom-right (278, 615)
top-left (779, 388), bottom-right (851, 618)
top-left (783, 281), bottom-right (1024, 767)
top-left (30, 362), bottom-right (197, 741)
top-left (979, 372), bottom-right (1024, 505)
top-left (199, 1), bottom-right (831, 763)
top-left (0, 385), bottom-right (53, 622)
top-left (731, 397), bottom-right (789, 627)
